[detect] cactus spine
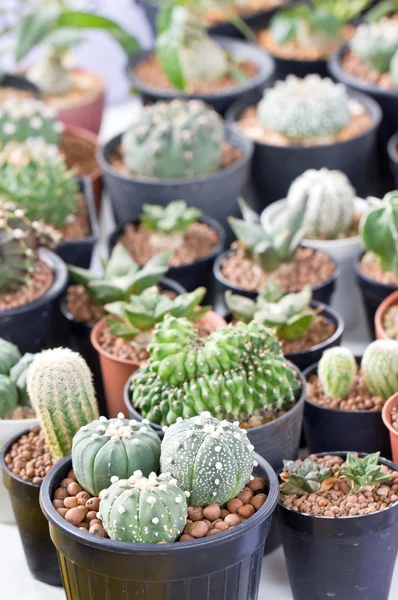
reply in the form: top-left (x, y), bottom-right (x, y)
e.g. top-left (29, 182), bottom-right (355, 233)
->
top-left (361, 340), bottom-right (398, 400)
top-left (318, 347), bottom-right (357, 399)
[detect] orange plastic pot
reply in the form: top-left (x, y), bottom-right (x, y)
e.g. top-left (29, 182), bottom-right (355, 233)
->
top-left (91, 311), bottom-right (227, 418)
top-left (375, 290), bottom-right (398, 340)
top-left (382, 393), bottom-right (398, 464)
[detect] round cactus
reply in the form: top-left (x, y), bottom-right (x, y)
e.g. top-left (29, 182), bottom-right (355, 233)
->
top-left (99, 471), bottom-right (188, 543)
top-left (286, 168), bottom-right (356, 239)
top-left (9, 353), bottom-right (35, 406)
top-left (361, 340), bottom-right (398, 400)
top-left (121, 99), bottom-right (225, 178)
top-left (257, 75), bottom-right (351, 142)
top-left (0, 374), bottom-right (19, 418)
top-left (160, 412), bottom-right (255, 506)
top-left (350, 19), bottom-right (398, 74)
top-left (318, 347), bottom-right (357, 399)
top-left (72, 414), bottom-right (161, 496)
top-left (0, 338), bottom-right (21, 375)
top-left (0, 97), bottom-right (63, 147)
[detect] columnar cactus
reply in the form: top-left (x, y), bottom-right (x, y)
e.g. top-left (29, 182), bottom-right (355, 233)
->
top-left (0, 375), bottom-right (18, 418)
top-left (99, 471), bottom-right (188, 543)
top-left (132, 316), bottom-right (299, 426)
top-left (121, 100), bottom-right (225, 178)
top-left (257, 75), bottom-right (351, 141)
top-left (0, 338), bottom-right (21, 375)
top-left (27, 348), bottom-right (99, 461)
top-left (72, 414), bottom-right (161, 496)
top-left (350, 19), bottom-right (398, 73)
top-left (141, 200), bottom-right (202, 252)
top-left (361, 340), bottom-right (398, 400)
top-left (286, 168), bottom-right (356, 239)
top-left (318, 347), bottom-right (357, 399)
top-left (9, 353), bottom-right (35, 406)
top-left (0, 97), bottom-right (63, 147)
top-left (160, 413), bottom-right (255, 506)
top-left (360, 192), bottom-right (398, 274)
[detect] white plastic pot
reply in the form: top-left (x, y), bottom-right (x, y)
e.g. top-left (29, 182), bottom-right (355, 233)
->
top-left (0, 417), bottom-right (38, 523)
top-left (260, 198), bottom-right (367, 329)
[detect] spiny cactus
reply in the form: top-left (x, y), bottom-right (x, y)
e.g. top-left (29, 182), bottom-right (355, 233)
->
top-left (0, 338), bottom-right (21, 375)
top-left (361, 340), bottom-right (398, 400)
top-left (228, 197), bottom-right (306, 272)
top-left (279, 457), bottom-right (333, 496)
top-left (0, 97), bottom-right (63, 147)
top-left (225, 280), bottom-right (314, 341)
top-left (27, 348), bottom-right (99, 461)
top-left (286, 168), bottom-right (356, 239)
top-left (0, 139), bottom-right (79, 229)
top-left (160, 412), bottom-right (255, 506)
top-left (257, 75), bottom-right (351, 142)
top-left (350, 19), bottom-right (398, 73)
top-left (9, 353), bottom-right (35, 406)
top-left (132, 317), bottom-right (299, 426)
top-left (121, 100), bottom-right (225, 179)
top-left (318, 347), bottom-right (357, 399)
top-left (72, 414), bottom-right (161, 496)
top-left (68, 243), bottom-right (170, 307)
top-left (99, 470), bottom-right (188, 543)
top-left (360, 192), bottom-right (398, 274)
top-left (339, 452), bottom-right (390, 494)
top-left (141, 200), bottom-right (202, 252)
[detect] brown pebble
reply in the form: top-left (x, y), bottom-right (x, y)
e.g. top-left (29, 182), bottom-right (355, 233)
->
top-left (220, 509), bottom-right (229, 519)
top-left (203, 519), bottom-right (213, 531)
top-left (78, 522), bottom-right (89, 530)
top-left (52, 499), bottom-right (64, 510)
top-left (86, 497), bottom-right (100, 512)
top-left (248, 477), bottom-right (265, 492)
top-left (237, 504), bottom-right (255, 518)
top-left (189, 521), bottom-right (208, 538)
top-left (88, 519), bottom-right (101, 526)
top-left (214, 520), bottom-right (229, 531)
top-left (54, 488), bottom-right (68, 501)
top-left (67, 470), bottom-right (76, 480)
top-left (56, 508), bottom-right (68, 518)
top-left (206, 529), bottom-right (221, 536)
top-left (237, 487), bottom-right (254, 504)
top-left (251, 494), bottom-right (267, 511)
top-left (60, 478), bottom-right (75, 488)
top-left (203, 503), bottom-right (221, 521)
top-left (89, 524), bottom-right (107, 537)
top-left (67, 482), bottom-right (82, 496)
top-left (227, 498), bottom-right (244, 513)
top-left (86, 511), bottom-right (98, 522)
top-left (224, 513), bottom-right (241, 527)
top-left (64, 497), bottom-right (79, 509)
top-left (65, 506), bottom-right (88, 526)
top-left (180, 534), bottom-right (195, 542)
top-left (187, 506), bottom-right (203, 521)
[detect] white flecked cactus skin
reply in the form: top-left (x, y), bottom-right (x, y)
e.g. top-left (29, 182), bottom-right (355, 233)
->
top-left (286, 168), bottom-right (355, 239)
top-left (318, 347), bottom-right (357, 399)
top-left (160, 412), bottom-right (255, 507)
top-left (0, 97), bottom-right (63, 148)
top-left (257, 75), bottom-right (351, 141)
top-left (99, 471), bottom-right (188, 543)
top-left (72, 413), bottom-right (161, 496)
top-left (350, 19), bottom-right (398, 73)
top-left (361, 340), bottom-right (398, 400)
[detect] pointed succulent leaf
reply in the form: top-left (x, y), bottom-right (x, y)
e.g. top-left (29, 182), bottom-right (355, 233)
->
top-left (105, 243), bottom-right (139, 278)
top-left (280, 457), bottom-right (333, 496)
top-left (339, 452), bottom-right (391, 494)
top-left (142, 200), bottom-right (202, 234)
top-left (106, 316), bottom-right (139, 339)
top-left (228, 216), bottom-right (269, 250)
top-left (237, 197), bottom-right (261, 224)
top-left (67, 264), bottom-right (98, 288)
top-left (253, 240), bottom-right (282, 272)
top-left (258, 277), bottom-right (284, 303)
top-left (277, 285), bottom-right (312, 317)
top-left (224, 291), bottom-right (257, 323)
top-left (277, 312), bottom-right (315, 340)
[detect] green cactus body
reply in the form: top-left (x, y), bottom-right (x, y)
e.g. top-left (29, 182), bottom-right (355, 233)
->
top-left (0, 338), bottom-right (21, 375)
top-left (132, 317), bottom-right (299, 426)
top-left (0, 374), bottom-right (19, 418)
top-left (350, 19), bottom-right (398, 73)
top-left (318, 347), bottom-right (357, 399)
top-left (257, 75), bottom-right (351, 142)
top-left (361, 340), bottom-right (398, 400)
top-left (286, 168), bottom-right (355, 239)
top-left (9, 353), bottom-right (35, 405)
top-left (121, 100), bottom-right (225, 179)
top-left (99, 471), bottom-right (188, 543)
top-left (391, 48), bottom-right (398, 88)
top-left (0, 97), bottom-right (63, 147)
top-left (360, 192), bottom-right (398, 274)
top-left (72, 414), bottom-right (161, 496)
top-left (27, 348), bottom-right (99, 461)
top-left (160, 412), bottom-right (254, 506)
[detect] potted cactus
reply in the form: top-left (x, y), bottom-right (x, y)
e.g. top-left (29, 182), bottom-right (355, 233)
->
top-left (226, 74), bottom-right (381, 206)
top-left (0, 347), bottom-right (99, 586)
top-left (278, 451), bottom-right (398, 600)
top-left (0, 202), bottom-right (67, 353)
top-left (40, 411), bottom-right (279, 599)
top-left (109, 200), bottom-right (225, 302)
top-left (303, 341), bottom-right (398, 457)
top-left (224, 280), bottom-right (344, 370)
top-left (261, 168), bottom-right (368, 328)
top-left (213, 197), bottom-right (338, 306)
top-left (98, 99), bottom-right (253, 233)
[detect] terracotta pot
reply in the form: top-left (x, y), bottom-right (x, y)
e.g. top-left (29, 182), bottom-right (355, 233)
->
top-left (374, 289), bottom-right (398, 340)
top-left (55, 69), bottom-right (105, 135)
top-left (91, 310), bottom-right (227, 418)
top-left (382, 393), bottom-right (398, 464)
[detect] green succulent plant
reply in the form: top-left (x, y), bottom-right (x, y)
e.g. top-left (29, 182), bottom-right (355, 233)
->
top-left (141, 200), bottom-right (202, 235)
top-left (318, 347), bottom-right (357, 399)
top-left (339, 452), bottom-right (390, 494)
top-left (361, 339), bottom-right (398, 400)
top-left (0, 374), bottom-right (19, 418)
top-left (360, 192), bottom-right (398, 274)
top-left (350, 18), bottom-right (398, 73)
top-left (279, 457), bottom-right (333, 496)
top-left (0, 97), bottom-right (63, 147)
top-left (0, 338), bottom-right (21, 375)
top-left (9, 353), bottom-right (35, 406)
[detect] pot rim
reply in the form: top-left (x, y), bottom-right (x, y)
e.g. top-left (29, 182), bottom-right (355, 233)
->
top-left (353, 251), bottom-right (398, 292)
top-left (57, 177), bottom-right (99, 246)
top-left (0, 417), bottom-right (38, 427)
top-left (374, 289), bottom-right (398, 340)
top-left (0, 428), bottom-right (42, 489)
top-left (382, 392), bottom-right (398, 436)
top-left (53, 67), bottom-right (106, 113)
top-left (61, 124), bottom-right (102, 181)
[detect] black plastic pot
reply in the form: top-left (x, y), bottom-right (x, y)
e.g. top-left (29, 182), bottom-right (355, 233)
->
top-left (226, 87), bottom-right (381, 209)
top-left (303, 358), bottom-right (391, 458)
top-left (55, 177), bottom-right (100, 269)
top-left (0, 73), bottom-right (41, 97)
top-left (0, 430), bottom-right (62, 586)
top-left (272, 55), bottom-right (329, 81)
top-left (354, 252), bottom-right (396, 339)
top-left (40, 453), bottom-right (278, 600)
top-left (108, 215), bottom-right (225, 305)
top-left (278, 451), bottom-right (398, 600)
top-left (213, 248), bottom-right (339, 306)
top-left (98, 124), bottom-right (253, 242)
top-left (387, 132), bottom-right (398, 187)
top-left (127, 37), bottom-right (275, 116)
top-left (329, 44), bottom-right (398, 193)
top-left (0, 249), bottom-right (67, 353)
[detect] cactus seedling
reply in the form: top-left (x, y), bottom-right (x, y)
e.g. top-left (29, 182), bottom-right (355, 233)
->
top-left (0, 338), bottom-right (21, 375)
top-left (318, 347), bottom-right (357, 399)
top-left (339, 452), bottom-right (390, 494)
top-left (0, 97), bottom-right (63, 147)
top-left (279, 457), bottom-right (334, 496)
top-left (141, 200), bottom-right (202, 252)
top-left (360, 191), bottom-right (398, 274)
top-left (99, 470), bottom-right (188, 543)
top-left (361, 340), bottom-right (398, 400)
top-left (350, 19), bottom-right (398, 73)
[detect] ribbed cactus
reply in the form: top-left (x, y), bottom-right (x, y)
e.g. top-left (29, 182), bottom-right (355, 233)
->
top-left (132, 316), bottom-right (299, 426)
top-left (0, 97), bottom-right (63, 147)
top-left (9, 353), bottom-right (35, 406)
top-left (160, 412), bottom-right (255, 506)
top-left (141, 200), bottom-right (202, 252)
top-left (350, 19), bottom-right (398, 73)
top-left (99, 471), bottom-right (188, 543)
top-left (257, 75), bottom-right (351, 141)
top-left (0, 140), bottom-right (79, 229)
top-left (0, 338), bottom-right (21, 375)
top-left (361, 340), bottom-right (398, 400)
top-left (0, 375), bottom-right (18, 418)
top-left (121, 100), bottom-right (225, 178)
top-left (72, 414), bottom-right (161, 496)
top-left (360, 192), bottom-right (398, 274)
top-left (27, 348), bottom-right (99, 461)
top-left (318, 347), bottom-right (357, 399)
top-left (286, 168), bottom-right (356, 239)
